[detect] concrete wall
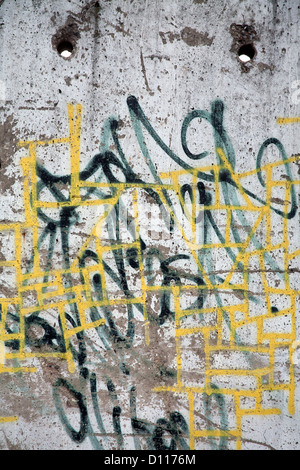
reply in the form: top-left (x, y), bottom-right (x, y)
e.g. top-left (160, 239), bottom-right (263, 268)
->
top-left (0, 0), bottom-right (299, 450)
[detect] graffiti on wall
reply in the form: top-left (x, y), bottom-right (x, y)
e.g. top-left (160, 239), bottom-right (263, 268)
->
top-left (0, 96), bottom-right (299, 449)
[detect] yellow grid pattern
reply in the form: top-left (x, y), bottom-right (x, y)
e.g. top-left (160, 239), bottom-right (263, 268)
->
top-left (152, 147), bottom-right (300, 450)
top-left (0, 104), bottom-right (299, 449)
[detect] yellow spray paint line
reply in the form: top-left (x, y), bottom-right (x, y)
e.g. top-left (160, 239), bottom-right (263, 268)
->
top-left (206, 367), bottom-right (271, 377)
top-left (132, 189), bottom-right (150, 345)
top-left (18, 137), bottom-right (70, 147)
top-left (271, 179), bottom-right (300, 187)
top-left (0, 223), bottom-right (22, 232)
top-left (214, 165), bottom-right (221, 209)
top-left (208, 343), bottom-right (270, 354)
top-left (237, 154), bottom-right (300, 179)
top-left (68, 103), bottom-right (83, 203)
top-left (94, 240), bottom-right (140, 253)
top-left (287, 293), bottom-right (297, 415)
top-left (79, 181), bottom-right (174, 190)
top-left (224, 208), bottom-right (232, 245)
top-left (0, 365), bottom-right (36, 373)
top-left (20, 157), bottom-right (34, 224)
top-left (179, 302), bottom-right (247, 319)
top-left (25, 144), bottom-right (41, 275)
top-left (203, 328), bottom-right (212, 389)
top-left (64, 318), bottom-right (106, 339)
top-left (34, 198), bottom-right (120, 208)
top-left (276, 117), bottom-right (300, 125)
top-left (265, 166), bottom-right (273, 247)
top-left (242, 406), bottom-right (281, 416)
top-left (192, 173), bottom-right (198, 244)
top-left (0, 301), bottom-right (7, 341)
top-left (75, 289), bottom-right (89, 330)
top-left (0, 333), bottom-right (22, 342)
top-left (283, 183), bottom-right (291, 290)
top-left (174, 286), bottom-right (183, 388)
top-left (0, 416), bottom-right (18, 424)
top-left (288, 249), bottom-right (300, 260)
top-left (19, 279), bottom-right (59, 295)
top-left (19, 292), bottom-right (143, 317)
top-left (7, 351), bottom-right (70, 360)
top-left (241, 252), bottom-right (250, 322)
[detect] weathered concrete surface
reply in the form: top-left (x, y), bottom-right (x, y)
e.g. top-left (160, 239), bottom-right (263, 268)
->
top-left (0, 0), bottom-right (299, 450)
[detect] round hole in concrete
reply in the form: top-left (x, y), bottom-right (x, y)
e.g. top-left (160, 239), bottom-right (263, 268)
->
top-left (57, 39), bottom-right (74, 58)
top-left (238, 43), bottom-right (256, 62)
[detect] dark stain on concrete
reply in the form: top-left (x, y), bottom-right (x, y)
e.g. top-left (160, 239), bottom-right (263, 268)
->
top-left (159, 31), bottom-right (181, 44)
top-left (257, 61), bottom-right (275, 72)
top-left (181, 27), bottom-right (214, 46)
top-left (159, 28), bottom-right (213, 47)
top-left (140, 49), bottom-right (154, 96)
top-left (0, 114), bottom-right (19, 195)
